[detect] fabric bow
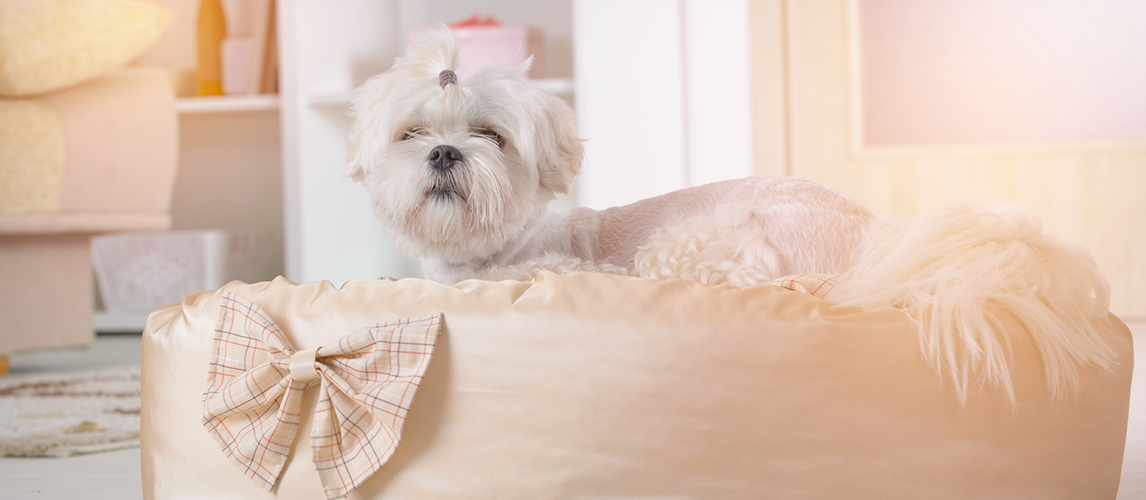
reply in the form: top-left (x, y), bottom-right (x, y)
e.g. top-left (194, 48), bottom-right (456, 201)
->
top-left (203, 292), bottom-right (441, 499)
top-left (769, 273), bottom-right (838, 299)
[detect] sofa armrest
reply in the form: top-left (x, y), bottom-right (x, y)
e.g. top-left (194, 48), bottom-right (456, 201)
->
top-left (43, 67), bottom-right (178, 215)
top-left (0, 67), bottom-right (178, 234)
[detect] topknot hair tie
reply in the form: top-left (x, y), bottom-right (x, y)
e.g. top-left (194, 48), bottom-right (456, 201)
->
top-left (439, 69), bottom-right (458, 88)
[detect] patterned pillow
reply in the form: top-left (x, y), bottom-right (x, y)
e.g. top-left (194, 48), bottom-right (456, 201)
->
top-left (0, 0), bottom-right (172, 97)
top-left (0, 100), bottom-right (65, 213)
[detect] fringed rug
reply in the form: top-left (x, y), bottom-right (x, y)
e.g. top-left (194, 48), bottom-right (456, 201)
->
top-left (0, 364), bottom-right (141, 457)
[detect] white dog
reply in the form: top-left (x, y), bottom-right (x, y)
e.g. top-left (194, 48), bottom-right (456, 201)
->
top-left (346, 29), bottom-right (873, 286)
top-left (348, 29), bottom-right (1116, 402)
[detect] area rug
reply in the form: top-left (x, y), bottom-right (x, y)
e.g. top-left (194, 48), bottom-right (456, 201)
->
top-left (0, 364), bottom-right (141, 457)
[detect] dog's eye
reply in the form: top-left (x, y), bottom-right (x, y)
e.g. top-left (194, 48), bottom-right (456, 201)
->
top-left (472, 128), bottom-right (505, 148)
top-left (401, 127), bottom-right (426, 141)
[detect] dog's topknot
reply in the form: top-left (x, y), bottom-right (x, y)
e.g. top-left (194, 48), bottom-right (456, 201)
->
top-left (396, 26), bottom-right (461, 84)
top-left (439, 69), bottom-right (458, 88)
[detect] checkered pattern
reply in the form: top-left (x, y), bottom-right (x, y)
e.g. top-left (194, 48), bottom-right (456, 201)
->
top-left (203, 292), bottom-right (441, 499)
top-left (769, 273), bottom-right (839, 299)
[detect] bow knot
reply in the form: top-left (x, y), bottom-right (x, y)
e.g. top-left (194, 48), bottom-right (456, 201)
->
top-left (203, 292), bottom-right (441, 499)
top-left (289, 346), bottom-right (322, 384)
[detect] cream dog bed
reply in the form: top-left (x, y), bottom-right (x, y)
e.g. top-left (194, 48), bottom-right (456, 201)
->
top-left (140, 272), bottom-right (1133, 499)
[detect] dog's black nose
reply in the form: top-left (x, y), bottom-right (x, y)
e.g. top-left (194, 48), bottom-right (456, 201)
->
top-left (429, 145), bottom-right (462, 171)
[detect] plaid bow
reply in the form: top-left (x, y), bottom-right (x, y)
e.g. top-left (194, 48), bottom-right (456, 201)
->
top-left (203, 292), bottom-right (441, 499)
top-left (770, 273), bottom-right (838, 299)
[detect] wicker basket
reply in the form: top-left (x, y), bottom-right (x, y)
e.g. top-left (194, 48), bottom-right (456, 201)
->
top-left (92, 230), bottom-right (267, 313)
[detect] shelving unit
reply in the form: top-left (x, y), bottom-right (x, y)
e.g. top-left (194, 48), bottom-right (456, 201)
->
top-left (175, 94), bottom-right (281, 114)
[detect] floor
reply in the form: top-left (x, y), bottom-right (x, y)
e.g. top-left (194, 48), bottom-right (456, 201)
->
top-left (2, 323), bottom-right (1145, 499)
top-left (2, 336), bottom-right (144, 499)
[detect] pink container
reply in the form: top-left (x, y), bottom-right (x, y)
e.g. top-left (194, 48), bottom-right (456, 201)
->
top-left (411, 24), bottom-right (545, 79)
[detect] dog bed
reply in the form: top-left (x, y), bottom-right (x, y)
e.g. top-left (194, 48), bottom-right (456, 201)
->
top-left (140, 272), bottom-right (1133, 499)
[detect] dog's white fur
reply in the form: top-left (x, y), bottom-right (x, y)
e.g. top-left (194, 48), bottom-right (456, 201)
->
top-left (348, 29), bottom-right (1116, 402)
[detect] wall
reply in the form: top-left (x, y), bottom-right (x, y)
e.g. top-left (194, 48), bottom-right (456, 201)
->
top-left (778, 0), bottom-right (1146, 316)
top-left (859, 0), bottom-right (1146, 146)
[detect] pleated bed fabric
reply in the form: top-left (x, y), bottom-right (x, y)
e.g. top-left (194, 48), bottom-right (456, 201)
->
top-left (140, 272), bottom-right (1133, 499)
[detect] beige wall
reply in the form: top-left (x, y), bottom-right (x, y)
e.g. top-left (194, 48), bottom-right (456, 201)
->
top-left (753, 0), bottom-right (1146, 316)
top-left (749, 0), bottom-right (788, 177)
top-left (859, 0), bottom-right (1146, 146)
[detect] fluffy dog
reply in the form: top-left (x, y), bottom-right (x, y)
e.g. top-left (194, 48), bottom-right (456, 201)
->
top-left (348, 29), bottom-right (1116, 402)
top-left (346, 29), bottom-right (873, 286)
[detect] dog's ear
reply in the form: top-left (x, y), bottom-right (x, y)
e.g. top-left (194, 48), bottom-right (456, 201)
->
top-left (345, 77), bottom-right (386, 183)
top-left (535, 94), bottom-right (584, 195)
top-left (345, 138), bottom-right (367, 182)
top-left (345, 89), bottom-right (369, 182)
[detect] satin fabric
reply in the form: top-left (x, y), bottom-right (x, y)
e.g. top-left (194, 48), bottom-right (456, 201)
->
top-left (141, 272), bottom-right (1133, 499)
top-left (202, 292), bottom-right (441, 498)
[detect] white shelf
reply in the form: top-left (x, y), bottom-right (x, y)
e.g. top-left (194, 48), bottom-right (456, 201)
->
top-left (176, 95), bottom-right (281, 114)
top-left (537, 78), bottom-right (575, 95)
top-left (308, 78), bottom-right (574, 108)
top-left (94, 311), bottom-right (151, 333)
top-left (309, 91), bottom-right (355, 108)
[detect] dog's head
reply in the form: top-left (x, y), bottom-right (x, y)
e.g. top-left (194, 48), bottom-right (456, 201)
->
top-left (346, 28), bottom-right (583, 264)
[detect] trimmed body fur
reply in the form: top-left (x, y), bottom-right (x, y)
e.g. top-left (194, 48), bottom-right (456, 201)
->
top-left (422, 176), bottom-right (874, 286)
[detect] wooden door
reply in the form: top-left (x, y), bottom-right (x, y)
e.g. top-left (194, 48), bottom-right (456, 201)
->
top-left (769, 0), bottom-right (1146, 316)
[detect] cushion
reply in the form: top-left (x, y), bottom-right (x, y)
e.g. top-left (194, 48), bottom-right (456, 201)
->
top-left (141, 273), bottom-right (1133, 499)
top-left (0, 67), bottom-right (178, 231)
top-left (0, 0), bottom-right (172, 97)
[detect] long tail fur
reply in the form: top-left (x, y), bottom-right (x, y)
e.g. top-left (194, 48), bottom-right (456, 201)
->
top-left (831, 203), bottom-right (1116, 403)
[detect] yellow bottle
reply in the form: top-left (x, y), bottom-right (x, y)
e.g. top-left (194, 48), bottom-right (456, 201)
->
top-left (196, 0), bottom-right (226, 96)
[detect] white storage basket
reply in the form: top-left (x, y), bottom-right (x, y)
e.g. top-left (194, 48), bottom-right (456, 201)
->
top-left (92, 230), bottom-right (264, 313)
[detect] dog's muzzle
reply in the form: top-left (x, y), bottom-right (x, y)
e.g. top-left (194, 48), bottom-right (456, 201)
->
top-left (429, 145), bottom-right (462, 172)
top-left (425, 145), bottom-right (467, 202)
